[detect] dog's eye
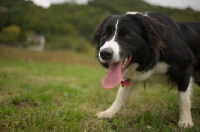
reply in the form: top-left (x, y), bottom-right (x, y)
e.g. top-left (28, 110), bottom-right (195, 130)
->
top-left (125, 34), bottom-right (131, 39)
top-left (103, 34), bottom-right (108, 39)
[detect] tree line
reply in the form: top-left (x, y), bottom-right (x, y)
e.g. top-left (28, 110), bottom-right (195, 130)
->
top-left (0, 0), bottom-right (200, 52)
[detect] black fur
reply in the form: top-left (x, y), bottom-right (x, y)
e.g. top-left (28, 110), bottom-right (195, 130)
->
top-left (93, 11), bottom-right (200, 92)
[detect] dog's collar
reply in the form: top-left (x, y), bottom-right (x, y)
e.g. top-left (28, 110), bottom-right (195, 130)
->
top-left (121, 79), bottom-right (131, 87)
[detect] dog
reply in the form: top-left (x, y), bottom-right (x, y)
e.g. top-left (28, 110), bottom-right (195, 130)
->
top-left (93, 11), bottom-right (200, 127)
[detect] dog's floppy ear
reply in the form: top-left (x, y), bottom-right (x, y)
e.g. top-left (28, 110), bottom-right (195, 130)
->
top-left (135, 14), bottom-right (167, 50)
top-left (134, 14), bottom-right (167, 63)
top-left (131, 14), bottom-right (167, 71)
top-left (92, 16), bottom-right (113, 44)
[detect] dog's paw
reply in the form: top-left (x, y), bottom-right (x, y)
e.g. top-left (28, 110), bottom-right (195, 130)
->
top-left (178, 120), bottom-right (193, 128)
top-left (95, 111), bottom-right (115, 119)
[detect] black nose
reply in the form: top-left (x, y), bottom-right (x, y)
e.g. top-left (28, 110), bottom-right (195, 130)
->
top-left (100, 48), bottom-right (113, 60)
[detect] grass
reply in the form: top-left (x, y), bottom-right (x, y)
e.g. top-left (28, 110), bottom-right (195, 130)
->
top-left (0, 45), bottom-right (200, 131)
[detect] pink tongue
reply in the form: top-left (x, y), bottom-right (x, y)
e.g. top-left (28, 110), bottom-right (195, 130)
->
top-left (102, 61), bottom-right (123, 89)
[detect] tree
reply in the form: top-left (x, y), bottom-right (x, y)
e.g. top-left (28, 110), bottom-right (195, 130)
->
top-left (0, 25), bottom-right (21, 45)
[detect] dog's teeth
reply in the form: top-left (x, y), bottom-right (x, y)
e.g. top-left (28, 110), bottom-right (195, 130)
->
top-left (122, 58), bottom-right (128, 68)
top-left (125, 58), bottom-right (128, 64)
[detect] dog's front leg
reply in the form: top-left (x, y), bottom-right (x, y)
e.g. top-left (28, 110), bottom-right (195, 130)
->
top-left (96, 83), bottom-right (137, 119)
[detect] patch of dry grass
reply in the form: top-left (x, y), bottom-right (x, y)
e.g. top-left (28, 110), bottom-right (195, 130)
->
top-left (0, 45), bottom-right (98, 65)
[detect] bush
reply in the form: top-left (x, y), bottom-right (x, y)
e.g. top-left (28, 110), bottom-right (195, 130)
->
top-left (0, 25), bottom-right (21, 45)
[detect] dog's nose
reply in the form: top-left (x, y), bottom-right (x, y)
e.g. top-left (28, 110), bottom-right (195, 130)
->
top-left (100, 48), bottom-right (113, 60)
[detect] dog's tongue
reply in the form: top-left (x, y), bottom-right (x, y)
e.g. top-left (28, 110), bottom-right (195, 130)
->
top-left (102, 61), bottom-right (123, 89)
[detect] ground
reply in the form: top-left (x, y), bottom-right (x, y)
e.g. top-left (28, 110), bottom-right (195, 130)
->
top-left (0, 45), bottom-right (200, 131)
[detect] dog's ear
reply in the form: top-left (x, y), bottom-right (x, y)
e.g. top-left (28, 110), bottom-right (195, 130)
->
top-left (92, 16), bottom-right (113, 45)
top-left (134, 14), bottom-right (167, 62)
top-left (130, 14), bottom-right (167, 71)
top-left (135, 14), bottom-right (167, 50)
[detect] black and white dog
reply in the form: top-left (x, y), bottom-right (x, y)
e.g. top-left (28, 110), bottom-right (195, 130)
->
top-left (93, 11), bottom-right (200, 127)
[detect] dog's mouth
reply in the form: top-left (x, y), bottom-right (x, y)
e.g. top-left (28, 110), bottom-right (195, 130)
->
top-left (102, 54), bottom-right (132, 89)
top-left (121, 55), bottom-right (133, 75)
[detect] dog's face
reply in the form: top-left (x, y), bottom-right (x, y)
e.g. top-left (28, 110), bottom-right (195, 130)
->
top-left (93, 13), bottom-right (166, 88)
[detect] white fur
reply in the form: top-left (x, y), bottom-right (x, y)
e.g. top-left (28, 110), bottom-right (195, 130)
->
top-left (178, 77), bottom-right (193, 127)
top-left (126, 11), bottom-right (138, 15)
top-left (124, 62), bottom-right (169, 83)
top-left (99, 19), bottom-right (120, 63)
top-left (126, 11), bottom-right (148, 16)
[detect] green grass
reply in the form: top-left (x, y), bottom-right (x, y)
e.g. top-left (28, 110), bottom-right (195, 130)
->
top-left (0, 47), bottom-right (200, 131)
top-left (0, 57), bottom-right (104, 131)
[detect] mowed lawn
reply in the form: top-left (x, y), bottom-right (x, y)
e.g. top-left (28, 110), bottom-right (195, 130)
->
top-left (0, 46), bottom-right (200, 131)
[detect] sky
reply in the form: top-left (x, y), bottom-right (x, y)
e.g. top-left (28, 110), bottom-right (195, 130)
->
top-left (31, 0), bottom-right (200, 11)
top-left (31, 0), bottom-right (88, 8)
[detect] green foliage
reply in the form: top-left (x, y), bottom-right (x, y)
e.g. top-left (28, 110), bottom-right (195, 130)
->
top-left (0, 0), bottom-right (200, 51)
top-left (0, 25), bottom-right (21, 45)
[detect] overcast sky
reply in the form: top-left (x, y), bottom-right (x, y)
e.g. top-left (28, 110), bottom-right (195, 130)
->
top-left (31, 0), bottom-right (200, 11)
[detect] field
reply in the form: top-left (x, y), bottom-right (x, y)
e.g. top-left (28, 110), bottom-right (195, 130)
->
top-left (0, 45), bottom-right (200, 131)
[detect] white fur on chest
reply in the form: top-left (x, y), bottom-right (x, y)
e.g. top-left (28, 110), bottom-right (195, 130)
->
top-left (123, 62), bottom-right (169, 84)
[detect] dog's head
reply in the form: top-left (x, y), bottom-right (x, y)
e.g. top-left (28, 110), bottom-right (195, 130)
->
top-left (93, 12), bottom-right (166, 88)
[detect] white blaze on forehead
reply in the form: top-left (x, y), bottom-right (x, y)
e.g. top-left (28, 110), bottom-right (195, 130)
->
top-left (126, 11), bottom-right (139, 15)
top-left (126, 11), bottom-right (148, 16)
top-left (99, 18), bottom-right (120, 63)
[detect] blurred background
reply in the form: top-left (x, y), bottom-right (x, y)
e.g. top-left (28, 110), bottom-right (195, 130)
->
top-left (0, 0), bottom-right (200, 53)
top-left (1, 0), bottom-right (200, 131)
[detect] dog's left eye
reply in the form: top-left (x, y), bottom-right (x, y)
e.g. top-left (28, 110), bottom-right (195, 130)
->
top-left (124, 34), bottom-right (131, 39)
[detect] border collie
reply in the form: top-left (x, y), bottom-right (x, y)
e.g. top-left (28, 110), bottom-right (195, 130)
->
top-left (93, 11), bottom-right (200, 127)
